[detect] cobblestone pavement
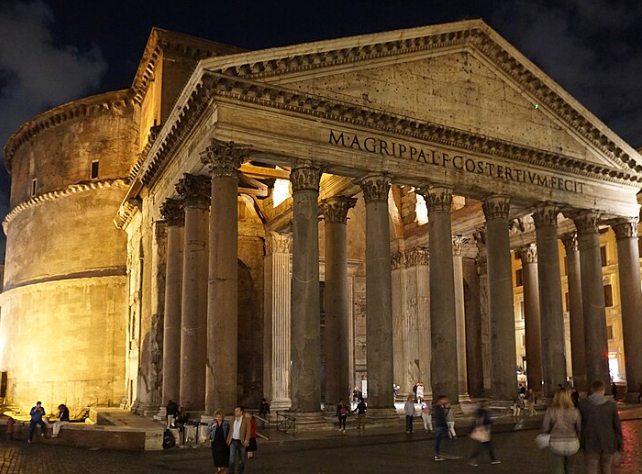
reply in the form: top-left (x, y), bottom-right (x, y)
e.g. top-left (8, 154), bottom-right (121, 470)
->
top-left (2, 419), bottom-right (642, 473)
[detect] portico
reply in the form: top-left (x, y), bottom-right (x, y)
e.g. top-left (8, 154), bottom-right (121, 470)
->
top-left (118, 19), bottom-right (642, 417)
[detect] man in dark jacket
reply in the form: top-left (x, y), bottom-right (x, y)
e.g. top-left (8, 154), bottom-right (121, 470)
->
top-left (28, 401), bottom-right (47, 443)
top-left (433, 395), bottom-right (449, 462)
top-left (579, 380), bottom-right (623, 474)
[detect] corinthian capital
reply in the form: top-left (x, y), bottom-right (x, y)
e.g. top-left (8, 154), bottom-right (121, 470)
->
top-left (517, 243), bottom-right (537, 265)
top-left (359, 174), bottom-right (390, 203)
top-left (452, 235), bottom-right (468, 256)
top-left (560, 232), bottom-right (579, 253)
top-left (160, 198), bottom-right (185, 227)
top-left (290, 161), bottom-right (322, 192)
top-left (418, 185), bottom-right (453, 213)
top-left (265, 232), bottom-right (292, 255)
top-left (200, 139), bottom-right (252, 179)
top-left (571, 210), bottom-right (600, 235)
top-left (532, 202), bottom-right (560, 228)
top-left (612, 217), bottom-right (639, 240)
top-left (176, 173), bottom-right (210, 209)
top-left (482, 195), bottom-right (510, 221)
top-left (321, 196), bottom-right (357, 223)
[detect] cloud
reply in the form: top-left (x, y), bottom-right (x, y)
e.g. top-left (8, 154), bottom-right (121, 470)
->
top-left (491, 0), bottom-right (642, 146)
top-left (0, 0), bottom-right (107, 260)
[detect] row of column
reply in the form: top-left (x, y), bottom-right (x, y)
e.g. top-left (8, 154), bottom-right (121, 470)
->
top-left (516, 210), bottom-right (642, 399)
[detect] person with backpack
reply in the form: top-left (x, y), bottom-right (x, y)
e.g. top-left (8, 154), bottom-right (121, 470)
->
top-left (336, 399), bottom-right (349, 433)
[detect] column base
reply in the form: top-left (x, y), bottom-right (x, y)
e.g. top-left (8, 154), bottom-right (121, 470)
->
top-left (624, 392), bottom-right (641, 404)
top-left (458, 394), bottom-right (471, 402)
top-left (271, 398), bottom-right (292, 412)
top-left (365, 407), bottom-right (400, 425)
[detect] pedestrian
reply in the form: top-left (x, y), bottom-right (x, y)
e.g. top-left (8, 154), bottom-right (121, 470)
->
top-left (226, 406), bottom-right (251, 474)
top-left (528, 389), bottom-right (537, 416)
top-left (28, 401), bottom-right (47, 443)
top-left (421, 401), bottom-right (433, 432)
top-left (445, 402), bottom-right (457, 439)
top-left (611, 382), bottom-right (618, 401)
top-left (6, 416), bottom-right (14, 441)
top-left (166, 399), bottom-right (179, 428)
top-left (207, 409), bottom-right (230, 474)
top-left (412, 383), bottom-right (418, 403)
top-left (433, 395), bottom-right (449, 461)
top-left (511, 397), bottom-right (522, 417)
top-left (519, 383), bottom-right (527, 397)
top-left (638, 382), bottom-right (642, 404)
top-left (336, 398), bottom-right (349, 433)
top-left (258, 398), bottom-right (270, 429)
top-left (404, 395), bottom-right (415, 433)
top-left (571, 388), bottom-right (580, 408)
top-left (416, 382), bottom-right (425, 404)
top-left (579, 380), bottom-right (623, 474)
top-left (246, 413), bottom-right (258, 459)
top-left (467, 403), bottom-right (501, 466)
top-left (541, 388), bottom-right (581, 474)
top-left (352, 397), bottom-right (367, 430)
top-left (352, 387), bottom-right (359, 408)
top-left (52, 403), bottom-right (70, 438)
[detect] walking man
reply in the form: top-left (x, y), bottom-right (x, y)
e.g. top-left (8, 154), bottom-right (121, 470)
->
top-left (353, 397), bottom-right (367, 430)
top-left (579, 380), bottom-right (623, 474)
top-left (227, 406), bottom-right (251, 474)
top-left (433, 395), bottom-right (449, 461)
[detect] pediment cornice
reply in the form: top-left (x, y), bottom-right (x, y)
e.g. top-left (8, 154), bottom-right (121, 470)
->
top-left (138, 72), bottom-right (642, 189)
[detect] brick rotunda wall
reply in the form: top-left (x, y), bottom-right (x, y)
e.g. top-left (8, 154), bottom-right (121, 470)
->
top-left (0, 90), bottom-right (138, 412)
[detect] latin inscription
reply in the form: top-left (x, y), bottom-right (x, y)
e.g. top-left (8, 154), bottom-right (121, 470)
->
top-left (329, 130), bottom-right (584, 194)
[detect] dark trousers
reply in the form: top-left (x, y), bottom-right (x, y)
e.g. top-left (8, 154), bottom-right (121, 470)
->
top-left (29, 420), bottom-right (47, 441)
top-left (405, 415), bottom-right (414, 432)
top-left (434, 426), bottom-right (448, 455)
top-left (338, 415), bottom-right (347, 430)
top-left (229, 439), bottom-right (247, 474)
top-left (469, 440), bottom-right (497, 462)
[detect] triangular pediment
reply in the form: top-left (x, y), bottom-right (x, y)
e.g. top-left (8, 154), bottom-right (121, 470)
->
top-left (194, 19), bottom-right (642, 175)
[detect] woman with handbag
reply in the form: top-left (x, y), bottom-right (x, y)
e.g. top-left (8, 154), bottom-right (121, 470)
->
top-left (541, 388), bottom-right (581, 474)
top-left (467, 404), bottom-right (501, 466)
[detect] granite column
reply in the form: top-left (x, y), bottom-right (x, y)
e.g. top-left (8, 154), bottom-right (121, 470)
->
top-left (561, 233), bottom-right (586, 393)
top-left (201, 139), bottom-right (251, 414)
top-left (482, 195), bottom-right (517, 401)
top-left (160, 198), bottom-right (185, 406)
top-left (518, 244), bottom-right (543, 394)
top-left (321, 196), bottom-right (357, 405)
top-left (533, 204), bottom-right (567, 398)
top-left (572, 211), bottom-right (610, 392)
top-left (452, 236), bottom-right (469, 400)
top-left (289, 161), bottom-right (323, 416)
top-left (612, 218), bottom-right (642, 402)
top-left (176, 173), bottom-right (210, 411)
top-left (360, 174), bottom-right (396, 416)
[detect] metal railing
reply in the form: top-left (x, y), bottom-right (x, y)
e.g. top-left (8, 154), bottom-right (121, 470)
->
top-left (276, 411), bottom-right (296, 435)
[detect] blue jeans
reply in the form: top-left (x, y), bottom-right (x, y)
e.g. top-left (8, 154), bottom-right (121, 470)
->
top-left (405, 415), bottom-right (414, 432)
top-left (229, 439), bottom-right (247, 474)
top-left (434, 426), bottom-right (448, 455)
top-left (29, 420), bottom-right (47, 441)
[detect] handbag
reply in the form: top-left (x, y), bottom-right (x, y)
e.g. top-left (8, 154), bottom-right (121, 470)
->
top-left (469, 426), bottom-right (490, 443)
top-left (549, 438), bottom-right (580, 456)
top-left (535, 433), bottom-right (550, 449)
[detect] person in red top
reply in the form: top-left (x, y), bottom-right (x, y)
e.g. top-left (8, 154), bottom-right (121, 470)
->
top-left (246, 413), bottom-right (258, 459)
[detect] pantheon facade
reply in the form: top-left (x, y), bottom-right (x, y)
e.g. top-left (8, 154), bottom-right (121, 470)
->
top-left (2, 20), bottom-right (642, 418)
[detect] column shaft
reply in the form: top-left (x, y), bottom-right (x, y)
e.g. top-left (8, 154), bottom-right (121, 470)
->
top-left (160, 199), bottom-right (184, 405)
top-left (200, 140), bottom-right (249, 414)
top-left (519, 245), bottom-right (542, 393)
top-left (533, 204), bottom-right (567, 397)
top-left (452, 236), bottom-right (468, 400)
top-left (322, 197), bottom-right (356, 404)
top-left (176, 174), bottom-right (210, 411)
top-left (290, 162), bottom-right (322, 413)
top-left (574, 211), bottom-right (610, 390)
top-left (483, 195), bottom-right (517, 400)
top-left (361, 175), bottom-right (394, 409)
top-left (613, 219), bottom-right (642, 401)
top-left (562, 233), bottom-right (586, 393)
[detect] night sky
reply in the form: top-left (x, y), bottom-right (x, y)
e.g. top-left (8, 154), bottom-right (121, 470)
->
top-left (1, 0), bottom-right (641, 262)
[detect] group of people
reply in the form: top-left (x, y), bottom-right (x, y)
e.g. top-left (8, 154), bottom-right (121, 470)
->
top-left (23, 401), bottom-right (70, 443)
top-left (335, 396), bottom-right (367, 432)
top-left (206, 405), bottom-right (261, 474)
top-left (540, 380), bottom-right (623, 474)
